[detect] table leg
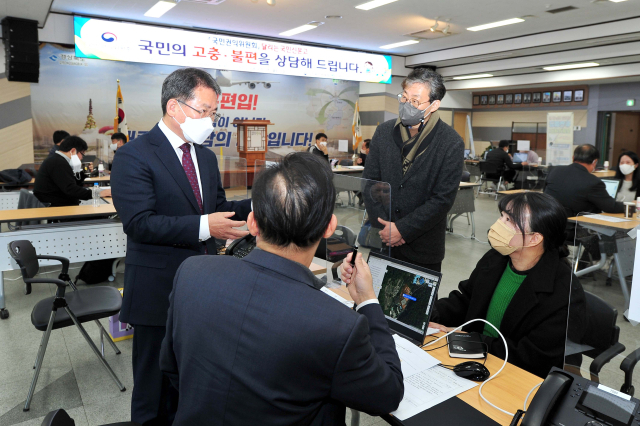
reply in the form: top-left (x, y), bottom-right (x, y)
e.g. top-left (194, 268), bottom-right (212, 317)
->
top-left (613, 253), bottom-right (631, 311)
top-left (0, 270), bottom-right (7, 319)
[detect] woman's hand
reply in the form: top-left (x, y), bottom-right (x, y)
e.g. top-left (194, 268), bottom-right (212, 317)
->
top-left (428, 322), bottom-right (457, 333)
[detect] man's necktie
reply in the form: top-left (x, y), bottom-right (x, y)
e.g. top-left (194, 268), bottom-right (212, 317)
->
top-left (179, 143), bottom-right (203, 214)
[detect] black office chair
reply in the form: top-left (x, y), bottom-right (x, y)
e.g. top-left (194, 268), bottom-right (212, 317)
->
top-left (565, 292), bottom-right (625, 383)
top-left (476, 161), bottom-right (503, 200)
top-left (7, 240), bottom-right (126, 412)
top-left (42, 408), bottom-right (139, 426)
top-left (8, 189), bottom-right (50, 231)
top-left (339, 159), bottom-right (354, 166)
top-left (461, 171), bottom-right (471, 182)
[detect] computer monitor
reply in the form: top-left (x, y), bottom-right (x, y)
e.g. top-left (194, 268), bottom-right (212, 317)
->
top-left (601, 179), bottom-right (621, 199)
top-left (464, 149), bottom-right (471, 158)
top-left (367, 252), bottom-right (441, 345)
top-left (513, 153), bottom-right (528, 163)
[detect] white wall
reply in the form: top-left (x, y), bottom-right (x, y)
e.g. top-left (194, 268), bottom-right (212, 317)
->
top-left (441, 90), bottom-right (472, 110)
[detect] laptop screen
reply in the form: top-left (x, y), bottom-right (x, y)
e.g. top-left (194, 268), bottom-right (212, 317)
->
top-left (513, 152), bottom-right (528, 163)
top-left (367, 252), bottom-right (441, 343)
top-left (601, 179), bottom-right (620, 199)
top-left (464, 149), bottom-right (470, 158)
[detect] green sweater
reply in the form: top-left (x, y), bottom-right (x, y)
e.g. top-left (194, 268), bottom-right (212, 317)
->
top-left (483, 263), bottom-right (527, 338)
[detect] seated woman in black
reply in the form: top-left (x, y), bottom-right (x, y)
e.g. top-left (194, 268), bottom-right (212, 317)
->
top-left (430, 192), bottom-right (586, 378)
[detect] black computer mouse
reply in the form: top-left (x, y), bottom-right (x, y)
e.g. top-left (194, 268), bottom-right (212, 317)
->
top-left (452, 361), bottom-right (491, 382)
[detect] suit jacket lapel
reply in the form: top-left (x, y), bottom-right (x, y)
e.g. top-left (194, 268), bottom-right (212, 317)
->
top-left (194, 145), bottom-right (211, 213)
top-left (150, 125), bottom-right (201, 213)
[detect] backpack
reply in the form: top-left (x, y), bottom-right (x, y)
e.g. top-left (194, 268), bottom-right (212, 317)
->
top-left (75, 259), bottom-right (115, 284)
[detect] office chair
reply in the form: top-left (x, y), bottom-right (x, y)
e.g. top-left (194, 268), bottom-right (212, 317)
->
top-left (42, 408), bottom-right (139, 426)
top-left (315, 225), bottom-right (357, 262)
top-left (8, 189), bottom-right (49, 231)
top-left (7, 240), bottom-right (126, 412)
top-left (461, 171), bottom-right (471, 182)
top-left (565, 292), bottom-right (625, 383)
top-left (339, 159), bottom-right (354, 166)
top-left (476, 162), bottom-right (504, 200)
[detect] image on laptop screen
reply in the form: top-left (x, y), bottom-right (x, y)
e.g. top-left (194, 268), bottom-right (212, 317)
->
top-left (367, 252), bottom-right (441, 342)
top-left (513, 153), bottom-right (528, 163)
top-left (464, 149), bottom-right (470, 158)
top-left (601, 179), bottom-right (620, 199)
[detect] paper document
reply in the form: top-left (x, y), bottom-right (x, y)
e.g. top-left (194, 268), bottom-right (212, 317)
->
top-left (584, 214), bottom-right (631, 223)
top-left (338, 140), bottom-right (349, 152)
top-left (320, 287), bottom-right (354, 308)
top-left (345, 166), bottom-right (364, 170)
top-left (393, 335), bottom-right (439, 376)
top-left (392, 366), bottom-right (478, 420)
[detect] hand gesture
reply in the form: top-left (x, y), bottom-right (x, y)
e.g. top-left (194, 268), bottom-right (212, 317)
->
top-left (341, 252), bottom-right (376, 306)
top-left (378, 218), bottom-right (405, 247)
top-left (208, 212), bottom-right (249, 240)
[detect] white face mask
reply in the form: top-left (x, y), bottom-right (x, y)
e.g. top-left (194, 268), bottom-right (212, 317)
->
top-left (70, 154), bottom-right (83, 173)
top-left (110, 143), bottom-right (118, 151)
top-left (620, 164), bottom-right (636, 176)
top-left (320, 141), bottom-right (327, 147)
top-left (174, 102), bottom-right (214, 145)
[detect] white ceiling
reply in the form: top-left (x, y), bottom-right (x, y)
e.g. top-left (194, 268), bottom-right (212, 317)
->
top-left (47, 0), bottom-right (640, 56)
top-left (0, 0), bottom-right (52, 26)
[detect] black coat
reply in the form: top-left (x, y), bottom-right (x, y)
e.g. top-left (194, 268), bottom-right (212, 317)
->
top-left (33, 153), bottom-right (92, 207)
top-left (363, 118), bottom-right (464, 264)
top-left (432, 248), bottom-right (587, 378)
top-left (544, 163), bottom-right (624, 217)
top-left (111, 124), bottom-right (251, 326)
top-left (485, 148), bottom-right (522, 172)
top-left (160, 249), bottom-right (404, 425)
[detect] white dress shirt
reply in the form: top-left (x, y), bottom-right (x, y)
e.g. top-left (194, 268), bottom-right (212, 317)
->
top-left (355, 299), bottom-right (379, 312)
top-left (158, 119), bottom-right (211, 241)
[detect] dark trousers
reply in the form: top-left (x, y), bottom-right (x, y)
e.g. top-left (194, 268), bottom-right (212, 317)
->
top-left (390, 248), bottom-right (442, 272)
top-left (131, 325), bottom-right (178, 425)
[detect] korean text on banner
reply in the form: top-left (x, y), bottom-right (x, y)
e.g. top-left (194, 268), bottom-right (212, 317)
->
top-left (546, 112), bottom-right (574, 166)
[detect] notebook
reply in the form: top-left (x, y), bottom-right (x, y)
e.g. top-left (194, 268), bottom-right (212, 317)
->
top-left (447, 332), bottom-right (486, 359)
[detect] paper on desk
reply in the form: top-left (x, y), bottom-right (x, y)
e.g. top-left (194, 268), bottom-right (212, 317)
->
top-left (345, 166), bottom-right (364, 170)
top-left (393, 335), bottom-right (439, 376)
top-left (584, 214), bottom-right (631, 223)
top-left (392, 366), bottom-right (478, 420)
top-left (320, 286), bottom-right (354, 308)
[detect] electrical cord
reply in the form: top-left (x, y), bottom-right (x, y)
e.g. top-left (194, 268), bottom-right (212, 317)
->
top-left (422, 318), bottom-right (514, 416)
top-left (523, 382), bottom-right (543, 411)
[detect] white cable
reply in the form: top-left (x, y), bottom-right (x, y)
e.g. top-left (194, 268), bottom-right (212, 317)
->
top-left (423, 318), bottom-right (514, 416)
top-left (523, 382), bottom-right (543, 411)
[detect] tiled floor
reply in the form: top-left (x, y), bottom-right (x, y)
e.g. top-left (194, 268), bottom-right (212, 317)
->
top-left (1, 192), bottom-right (638, 425)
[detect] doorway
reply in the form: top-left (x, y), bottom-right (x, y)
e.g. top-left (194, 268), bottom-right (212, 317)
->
top-left (453, 112), bottom-right (471, 148)
top-left (612, 112), bottom-right (640, 160)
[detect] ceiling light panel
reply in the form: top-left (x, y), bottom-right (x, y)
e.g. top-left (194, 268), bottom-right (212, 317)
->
top-left (452, 74), bottom-right (494, 80)
top-left (467, 18), bottom-right (525, 32)
top-left (380, 40), bottom-right (419, 49)
top-left (355, 0), bottom-right (399, 11)
top-left (144, 1), bottom-right (177, 18)
top-left (279, 22), bottom-right (322, 37)
top-left (543, 62), bottom-right (600, 70)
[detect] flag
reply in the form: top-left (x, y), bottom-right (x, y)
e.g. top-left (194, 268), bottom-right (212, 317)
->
top-left (114, 80), bottom-right (128, 140)
top-left (352, 101), bottom-right (362, 151)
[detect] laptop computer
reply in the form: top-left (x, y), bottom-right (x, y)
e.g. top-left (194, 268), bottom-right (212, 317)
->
top-left (464, 149), bottom-right (470, 159)
top-left (601, 179), bottom-right (621, 199)
top-left (367, 252), bottom-right (442, 345)
top-left (512, 152), bottom-right (528, 163)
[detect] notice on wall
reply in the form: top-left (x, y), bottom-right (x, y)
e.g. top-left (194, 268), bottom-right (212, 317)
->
top-left (547, 112), bottom-right (574, 166)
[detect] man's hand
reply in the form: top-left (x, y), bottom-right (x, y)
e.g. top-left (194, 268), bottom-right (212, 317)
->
top-left (378, 218), bottom-right (405, 247)
top-left (208, 212), bottom-right (249, 240)
top-left (319, 144), bottom-right (329, 155)
top-left (522, 161), bottom-right (529, 166)
top-left (100, 188), bottom-right (112, 197)
top-left (341, 252), bottom-right (376, 306)
top-left (356, 158), bottom-right (363, 165)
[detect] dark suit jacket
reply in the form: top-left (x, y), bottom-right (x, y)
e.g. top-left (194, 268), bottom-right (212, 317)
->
top-left (363, 118), bottom-right (464, 264)
top-left (33, 153), bottom-right (92, 207)
top-left (160, 249), bottom-right (404, 425)
top-left (544, 163), bottom-right (624, 217)
top-left (485, 148), bottom-right (522, 172)
top-left (111, 124), bottom-right (251, 326)
top-left (432, 249), bottom-right (587, 378)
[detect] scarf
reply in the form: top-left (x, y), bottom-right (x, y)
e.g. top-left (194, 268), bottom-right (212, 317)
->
top-left (395, 110), bottom-right (440, 175)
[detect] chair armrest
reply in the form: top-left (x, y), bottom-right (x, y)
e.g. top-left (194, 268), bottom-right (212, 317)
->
top-left (620, 348), bottom-right (640, 395)
top-left (36, 255), bottom-right (70, 274)
top-left (591, 342), bottom-right (626, 377)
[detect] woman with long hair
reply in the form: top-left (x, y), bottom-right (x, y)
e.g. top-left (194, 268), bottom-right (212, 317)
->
top-left (614, 151), bottom-right (640, 202)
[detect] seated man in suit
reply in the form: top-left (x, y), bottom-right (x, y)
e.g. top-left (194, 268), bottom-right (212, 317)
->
top-left (160, 153), bottom-right (404, 425)
top-left (544, 144), bottom-right (624, 217)
top-left (307, 132), bottom-right (329, 162)
top-left (34, 136), bottom-right (111, 207)
top-left (108, 132), bottom-right (127, 171)
top-left (485, 140), bottom-right (525, 187)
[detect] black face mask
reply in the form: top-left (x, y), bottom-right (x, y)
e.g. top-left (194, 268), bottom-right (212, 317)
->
top-left (399, 101), bottom-right (431, 127)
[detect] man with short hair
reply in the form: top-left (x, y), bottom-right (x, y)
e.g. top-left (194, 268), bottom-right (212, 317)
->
top-left (35, 136), bottom-right (111, 206)
top-left (111, 132), bottom-right (128, 151)
top-left (160, 153), bottom-right (403, 425)
top-left (47, 130), bottom-right (70, 157)
top-left (544, 144), bottom-right (624, 216)
top-left (357, 138), bottom-right (370, 166)
top-left (308, 132), bottom-right (329, 161)
top-left (363, 68), bottom-right (464, 271)
top-left (485, 140), bottom-right (527, 186)
top-left (111, 67), bottom-right (251, 425)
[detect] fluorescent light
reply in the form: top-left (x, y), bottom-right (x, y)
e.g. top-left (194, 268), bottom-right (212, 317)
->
top-left (467, 18), bottom-right (524, 32)
top-left (379, 40), bottom-right (419, 49)
top-left (543, 62), bottom-right (600, 71)
top-left (144, 1), bottom-right (177, 18)
top-left (452, 74), bottom-right (494, 80)
top-left (280, 23), bottom-right (319, 37)
top-left (356, 0), bottom-right (398, 11)
top-left (609, 0), bottom-right (628, 2)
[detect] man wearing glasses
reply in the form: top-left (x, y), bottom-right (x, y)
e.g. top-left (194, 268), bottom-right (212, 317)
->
top-left (363, 68), bottom-right (463, 272)
top-left (111, 68), bottom-right (251, 425)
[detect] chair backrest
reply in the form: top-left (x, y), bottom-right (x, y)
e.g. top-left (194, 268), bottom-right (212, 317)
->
top-left (461, 171), bottom-right (471, 182)
top-left (582, 291), bottom-right (620, 352)
top-left (41, 409), bottom-right (75, 426)
top-left (339, 159), bottom-right (353, 166)
top-left (18, 188), bottom-right (48, 209)
top-left (334, 225), bottom-right (357, 246)
top-left (7, 240), bottom-right (40, 279)
top-left (479, 161), bottom-right (499, 174)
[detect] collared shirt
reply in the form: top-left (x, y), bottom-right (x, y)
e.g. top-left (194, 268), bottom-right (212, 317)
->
top-left (158, 118), bottom-right (211, 242)
top-left (56, 150), bottom-right (71, 165)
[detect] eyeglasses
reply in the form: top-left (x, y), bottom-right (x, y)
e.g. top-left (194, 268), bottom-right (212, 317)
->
top-left (397, 93), bottom-right (430, 109)
top-left (178, 100), bottom-right (222, 121)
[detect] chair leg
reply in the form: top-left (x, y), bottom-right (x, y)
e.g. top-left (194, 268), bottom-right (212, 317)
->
top-left (574, 243), bottom-right (583, 274)
top-left (495, 177), bottom-right (503, 201)
top-left (95, 320), bottom-right (121, 355)
top-left (350, 409), bottom-right (360, 426)
top-left (64, 307), bottom-right (126, 392)
top-left (24, 310), bottom-right (57, 411)
top-left (470, 212), bottom-right (476, 239)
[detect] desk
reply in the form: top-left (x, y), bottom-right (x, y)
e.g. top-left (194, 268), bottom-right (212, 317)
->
top-left (0, 202), bottom-right (116, 224)
top-left (85, 176), bottom-right (111, 185)
top-left (497, 189), bottom-right (542, 195)
top-left (593, 170), bottom-right (616, 178)
top-left (333, 166), bottom-right (364, 178)
top-left (325, 285), bottom-right (543, 426)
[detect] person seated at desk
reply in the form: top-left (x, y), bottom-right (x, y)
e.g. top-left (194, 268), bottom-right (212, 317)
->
top-left (544, 144), bottom-right (624, 216)
top-left (615, 150), bottom-right (639, 202)
top-left (524, 149), bottom-right (539, 164)
top-left (34, 136), bottom-right (111, 207)
top-left (307, 132), bottom-right (329, 161)
top-left (485, 140), bottom-right (526, 186)
top-left (160, 153), bottom-right (403, 425)
top-left (429, 192), bottom-right (586, 378)
top-left (47, 130), bottom-right (70, 157)
top-left (357, 138), bottom-right (370, 166)
top-left (108, 132), bottom-right (128, 171)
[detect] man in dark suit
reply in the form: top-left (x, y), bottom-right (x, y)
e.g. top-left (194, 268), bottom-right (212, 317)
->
top-left (544, 144), bottom-right (624, 217)
top-left (160, 153), bottom-right (403, 425)
top-left (485, 140), bottom-right (525, 186)
top-left (307, 132), bottom-right (329, 162)
top-left (111, 68), bottom-right (251, 425)
top-left (364, 68), bottom-right (464, 271)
